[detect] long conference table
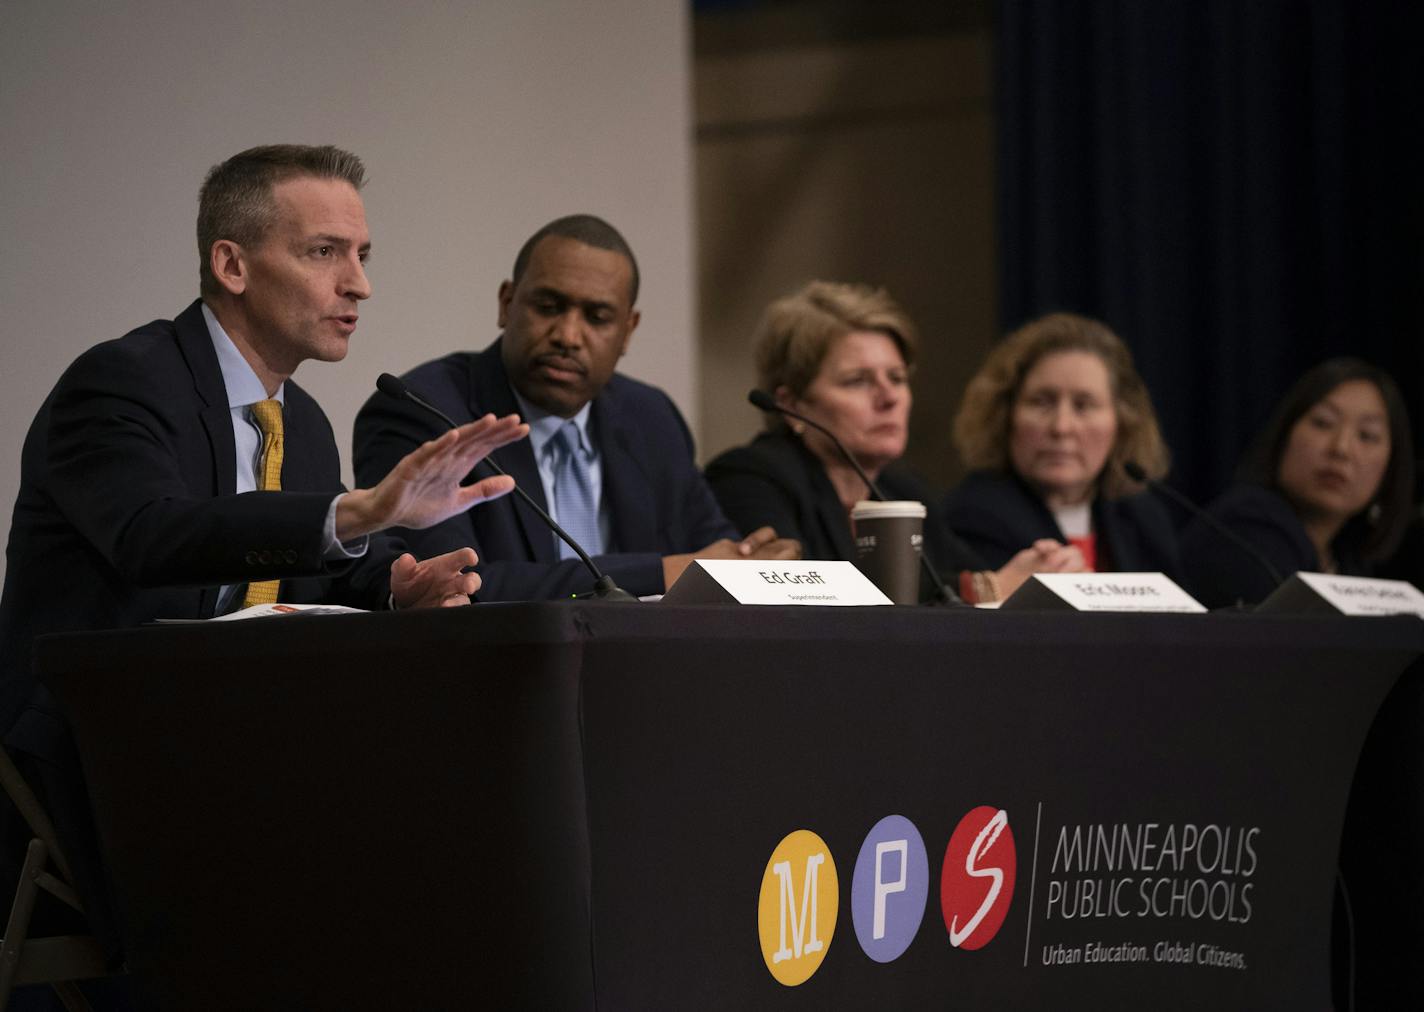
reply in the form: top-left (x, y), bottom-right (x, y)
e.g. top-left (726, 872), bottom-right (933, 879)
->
top-left (36, 602), bottom-right (1424, 1010)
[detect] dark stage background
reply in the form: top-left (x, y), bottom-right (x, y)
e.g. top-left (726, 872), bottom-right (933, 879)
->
top-left (695, 0), bottom-right (1424, 508)
top-left (997, 0), bottom-right (1424, 502)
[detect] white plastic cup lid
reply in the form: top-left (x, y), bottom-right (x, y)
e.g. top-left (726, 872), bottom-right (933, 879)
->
top-left (850, 499), bottom-right (927, 520)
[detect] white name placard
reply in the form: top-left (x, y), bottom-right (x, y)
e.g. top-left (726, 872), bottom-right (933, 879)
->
top-left (1000, 572), bottom-right (1206, 613)
top-left (1262, 572), bottom-right (1424, 617)
top-left (661, 559), bottom-right (892, 606)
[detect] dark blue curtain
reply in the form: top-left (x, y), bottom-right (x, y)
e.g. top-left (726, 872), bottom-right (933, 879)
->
top-left (997, 0), bottom-right (1424, 501)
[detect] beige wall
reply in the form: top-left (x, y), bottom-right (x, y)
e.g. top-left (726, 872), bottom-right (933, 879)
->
top-left (695, 30), bottom-right (997, 490)
top-left (0, 1), bottom-right (694, 582)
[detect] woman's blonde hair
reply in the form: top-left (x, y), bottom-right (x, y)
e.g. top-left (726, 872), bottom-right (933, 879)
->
top-left (753, 281), bottom-right (918, 428)
top-left (952, 311), bottom-right (1169, 499)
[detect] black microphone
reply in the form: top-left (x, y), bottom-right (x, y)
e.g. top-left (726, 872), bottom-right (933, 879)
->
top-left (376, 373), bottom-right (637, 602)
top-left (1122, 461), bottom-right (1283, 593)
top-left (747, 389), bottom-right (962, 606)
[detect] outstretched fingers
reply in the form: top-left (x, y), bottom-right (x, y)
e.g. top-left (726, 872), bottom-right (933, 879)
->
top-left (455, 473), bottom-right (517, 509)
top-left (404, 414), bottom-right (528, 481)
top-left (450, 413), bottom-right (529, 463)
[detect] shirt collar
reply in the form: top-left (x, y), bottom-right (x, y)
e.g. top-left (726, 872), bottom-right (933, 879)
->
top-left (201, 302), bottom-right (285, 409)
top-left (512, 388), bottom-right (594, 459)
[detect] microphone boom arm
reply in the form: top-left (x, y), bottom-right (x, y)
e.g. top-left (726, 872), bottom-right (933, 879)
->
top-left (376, 373), bottom-right (636, 601)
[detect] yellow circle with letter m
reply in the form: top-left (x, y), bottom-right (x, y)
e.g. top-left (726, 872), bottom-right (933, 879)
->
top-left (757, 829), bottom-right (839, 986)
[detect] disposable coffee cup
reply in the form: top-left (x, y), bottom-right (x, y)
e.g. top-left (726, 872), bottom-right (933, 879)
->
top-left (851, 500), bottom-right (926, 604)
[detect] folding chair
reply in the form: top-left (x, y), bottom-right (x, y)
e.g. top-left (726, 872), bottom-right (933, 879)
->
top-left (0, 747), bottom-right (108, 1011)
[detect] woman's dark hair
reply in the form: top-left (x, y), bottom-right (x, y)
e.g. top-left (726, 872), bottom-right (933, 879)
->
top-left (1240, 357), bottom-right (1415, 561)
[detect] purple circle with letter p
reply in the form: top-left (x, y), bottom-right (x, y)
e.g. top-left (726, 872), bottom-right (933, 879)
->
top-left (850, 814), bottom-right (929, 962)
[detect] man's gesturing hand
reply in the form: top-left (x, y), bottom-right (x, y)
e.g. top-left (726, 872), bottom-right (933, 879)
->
top-left (337, 413), bottom-right (528, 540)
top-left (390, 548), bottom-right (481, 609)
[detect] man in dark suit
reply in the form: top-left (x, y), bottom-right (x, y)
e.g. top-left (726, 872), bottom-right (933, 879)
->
top-left (0, 144), bottom-right (526, 953)
top-left (354, 214), bottom-right (798, 601)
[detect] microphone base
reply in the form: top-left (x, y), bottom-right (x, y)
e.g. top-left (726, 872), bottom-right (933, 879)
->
top-left (592, 575), bottom-right (640, 603)
top-left (925, 587), bottom-right (969, 608)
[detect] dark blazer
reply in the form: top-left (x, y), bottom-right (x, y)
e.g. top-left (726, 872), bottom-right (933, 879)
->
top-left (0, 299), bottom-right (399, 953)
top-left (705, 430), bottom-right (985, 600)
top-left (0, 300), bottom-right (397, 742)
top-left (1180, 483), bottom-right (1371, 608)
top-left (353, 339), bottom-right (737, 601)
top-left (944, 470), bottom-right (1182, 577)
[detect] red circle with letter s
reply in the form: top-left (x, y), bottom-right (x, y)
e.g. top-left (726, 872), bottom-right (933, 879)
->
top-left (939, 805), bottom-right (1016, 950)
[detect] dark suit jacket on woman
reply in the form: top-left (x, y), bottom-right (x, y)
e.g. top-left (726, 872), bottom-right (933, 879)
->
top-left (704, 430), bottom-right (984, 600)
top-left (943, 470), bottom-right (1181, 577)
top-left (353, 338), bottom-right (737, 601)
top-left (1179, 483), bottom-right (1370, 608)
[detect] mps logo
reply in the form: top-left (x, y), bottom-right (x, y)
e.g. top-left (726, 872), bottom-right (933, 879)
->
top-left (940, 806), bottom-right (1016, 950)
top-left (758, 807), bottom-right (1016, 986)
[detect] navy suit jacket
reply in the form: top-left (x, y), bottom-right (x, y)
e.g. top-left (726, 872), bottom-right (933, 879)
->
top-left (0, 300), bottom-right (401, 952)
top-left (353, 338), bottom-right (736, 600)
top-left (944, 469), bottom-right (1182, 577)
top-left (0, 300), bottom-right (398, 749)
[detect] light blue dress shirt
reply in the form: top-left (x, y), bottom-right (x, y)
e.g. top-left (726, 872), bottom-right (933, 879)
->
top-left (202, 304), bottom-right (365, 611)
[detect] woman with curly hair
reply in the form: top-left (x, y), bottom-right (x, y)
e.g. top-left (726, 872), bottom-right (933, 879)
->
top-left (946, 312), bottom-right (1180, 576)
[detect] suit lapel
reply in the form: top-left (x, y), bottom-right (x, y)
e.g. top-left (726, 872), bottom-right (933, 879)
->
top-left (800, 438), bottom-right (857, 560)
top-left (595, 388), bottom-right (657, 553)
top-left (174, 301), bottom-right (236, 617)
top-left (817, 484), bottom-right (857, 562)
top-left (1017, 474), bottom-right (1068, 542)
top-left (276, 389), bottom-right (327, 494)
top-left (474, 341), bottom-right (557, 562)
top-left (1093, 498), bottom-right (1125, 572)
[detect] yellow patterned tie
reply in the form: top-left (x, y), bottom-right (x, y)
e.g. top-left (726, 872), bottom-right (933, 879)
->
top-left (242, 399), bottom-right (284, 607)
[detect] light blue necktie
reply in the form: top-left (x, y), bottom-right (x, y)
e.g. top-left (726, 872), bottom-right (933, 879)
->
top-left (549, 421), bottom-right (603, 560)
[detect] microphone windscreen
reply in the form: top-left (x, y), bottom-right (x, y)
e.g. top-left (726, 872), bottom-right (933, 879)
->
top-left (376, 373), bottom-right (407, 399)
top-left (748, 389), bottom-right (778, 412)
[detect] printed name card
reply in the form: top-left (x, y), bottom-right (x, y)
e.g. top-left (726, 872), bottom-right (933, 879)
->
top-left (1000, 572), bottom-right (1206, 613)
top-left (1257, 572), bottom-right (1424, 617)
top-left (661, 560), bottom-right (892, 606)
